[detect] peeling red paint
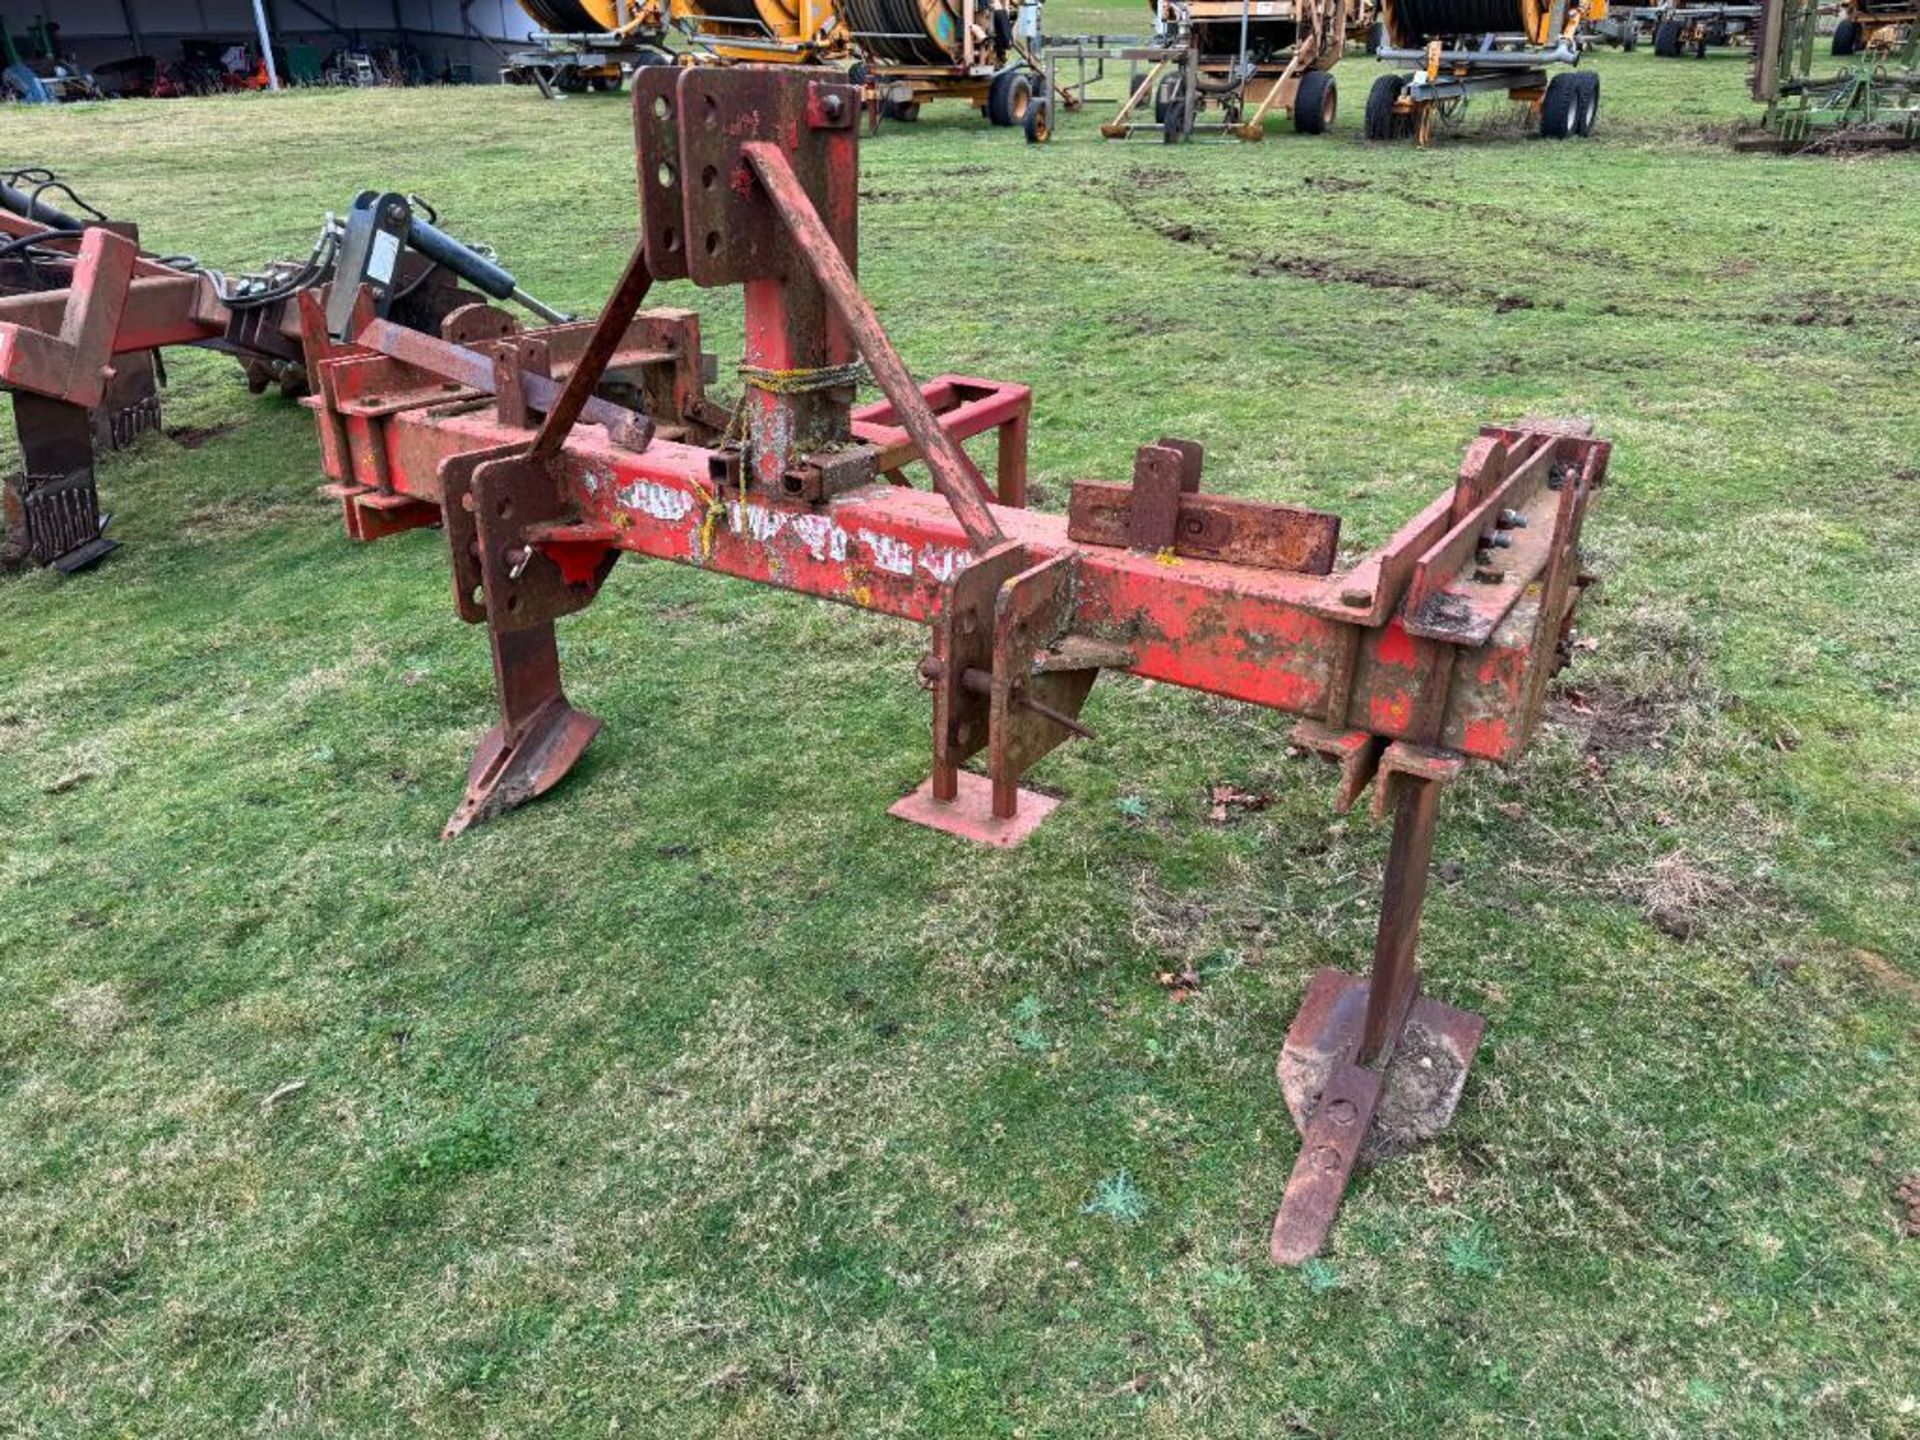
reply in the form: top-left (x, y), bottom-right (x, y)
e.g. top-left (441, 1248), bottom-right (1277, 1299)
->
top-left (1376, 618), bottom-right (1417, 668)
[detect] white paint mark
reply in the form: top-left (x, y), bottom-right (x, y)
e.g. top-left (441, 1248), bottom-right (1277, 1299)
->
top-left (617, 480), bottom-right (695, 522)
top-left (739, 503), bottom-right (790, 543)
top-left (859, 529), bottom-right (915, 577)
top-left (918, 547), bottom-right (970, 584)
top-left (788, 513), bottom-right (848, 563)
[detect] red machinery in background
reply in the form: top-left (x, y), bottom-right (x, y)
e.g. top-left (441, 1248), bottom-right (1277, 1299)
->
top-left (0, 169), bottom-right (568, 570)
top-left (0, 68), bottom-right (1607, 1262)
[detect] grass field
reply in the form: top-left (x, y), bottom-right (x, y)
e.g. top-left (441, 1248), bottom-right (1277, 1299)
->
top-left (2, 21), bottom-right (1917, 1438)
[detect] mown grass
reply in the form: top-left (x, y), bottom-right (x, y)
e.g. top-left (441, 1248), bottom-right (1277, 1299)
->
top-left (2, 19), bottom-right (1917, 1438)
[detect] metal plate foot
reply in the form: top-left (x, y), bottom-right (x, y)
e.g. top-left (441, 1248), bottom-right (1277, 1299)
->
top-left (888, 768), bottom-right (1058, 848)
top-left (1269, 967), bottom-right (1487, 1264)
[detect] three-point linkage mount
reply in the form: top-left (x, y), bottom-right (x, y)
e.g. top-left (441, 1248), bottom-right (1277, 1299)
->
top-left (5, 67), bottom-right (1610, 1261)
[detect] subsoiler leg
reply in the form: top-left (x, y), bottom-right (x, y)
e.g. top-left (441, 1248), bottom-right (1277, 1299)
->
top-left (1270, 774), bottom-right (1449, 1264)
top-left (443, 620), bottom-right (601, 839)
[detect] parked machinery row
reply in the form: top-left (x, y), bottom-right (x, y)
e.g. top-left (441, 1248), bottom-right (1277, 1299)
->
top-left (1088, 0), bottom-right (1365, 141)
top-left (510, 0), bottom-right (1051, 126)
top-left (1039, 0), bottom-right (1601, 145)
top-left (1363, 0), bottom-right (1604, 141)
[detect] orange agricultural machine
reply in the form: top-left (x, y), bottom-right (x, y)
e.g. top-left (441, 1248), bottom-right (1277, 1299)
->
top-left (1079, 0), bottom-right (1372, 142)
top-left (0, 68), bottom-right (1611, 1263)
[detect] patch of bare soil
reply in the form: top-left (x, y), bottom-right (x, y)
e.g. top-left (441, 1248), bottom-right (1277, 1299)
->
top-left (1129, 875), bottom-right (1266, 968)
top-left (1849, 947), bottom-right (1920, 1003)
top-left (1111, 175), bottom-right (1551, 316)
top-left (1897, 1175), bottom-right (1920, 1239)
top-left (165, 423), bottom-right (234, 450)
top-left (1552, 683), bottom-right (1677, 759)
top-left (1640, 849), bottom-right (1745, 941)
top-left (1279, 1011), bottom-right (1471, 1162)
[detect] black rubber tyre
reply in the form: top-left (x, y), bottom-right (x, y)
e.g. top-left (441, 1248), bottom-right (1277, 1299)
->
top-left (1024, 97), bottom-right (1052, 143)
top-left (881, 97), bottom-right (922, 121)
top-left (1161, 95), bottom-right (1186, 141)
top-left (1692, 34), bottom-right (1709, 56)
top-left (1653, 18), bottom-right (1683, 54)
top-left (1540, 71), bottom-right (1581, 137)
top-left (1364, 72), bottom-right (1406, 140)
top-left (1293, 69), bottom-right (1337, 133)
top-left (1831, 17), bottom-right (1860, 52)
top-left (1620, 22), bottom-right (1639, 49)
top-left (987, 68), bottom-right (1034, 127)
top-left (1574, 69), bottom-right (1600, 135)
top-left (1153, 74), bottom-right (1179, 124)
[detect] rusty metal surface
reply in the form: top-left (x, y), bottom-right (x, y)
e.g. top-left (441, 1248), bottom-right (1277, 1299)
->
top-left (350, 405), bottom-right (1586, 765)
top-left (1069, 478), bottom-right (1342, 574)
top-left (1270, 1055), bottom-right (1385, 1266)
top-left (0, 196), bottom-right (560, 571)
top-left (887, 768), bottom-right (1061, 848)
top-left (355, 320), bottom-right (654, 450)
top-left (745, 137), bottom-right (1004, 554)
top-left (1271, 967), bottom-right (1486, 1263)
top-left (531, 242), bottom-right (655, 465)
top-left (988, 552), bottom-right (1093, 819)
top-left (444, 622), bottom-right (602, 840)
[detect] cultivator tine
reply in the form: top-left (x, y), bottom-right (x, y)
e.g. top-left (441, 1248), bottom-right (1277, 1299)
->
top-left (1271, 1053), bottom-right (1387, 1265)
top-left (1269, 763), bottom-right (1488, 1264)
top-left (444, 622), bottom-right (602, 839)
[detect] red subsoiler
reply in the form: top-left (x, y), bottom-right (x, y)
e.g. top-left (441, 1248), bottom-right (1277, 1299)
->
top-left (0, 68), bottom-right (1608, 1262)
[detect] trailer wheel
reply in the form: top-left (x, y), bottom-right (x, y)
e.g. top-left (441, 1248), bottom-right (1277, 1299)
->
top-left (1162, 95), bottom-right (1187, 141)
top-left (882, 98), bottom-right (921, 122)
top-left (1540, 72), bottom-right (1581, 137)
top-left (1620, 21), bottom-right (1638, 49)
top-left (1831, 17), bottom-right (1860, 52)
top-left (1653, 18), bottom-right (1683, 54)
top-left (1025, 97), bottom-right (1052, 143)
top-left (988, 69), bottom-right (1034, 127)
top-left (1574, 70), bottom-right (1600, 135)
top-left (1364, 73), bottom-right (1406, 140)
top-left (1154, 74), bottom-right (1180, 123)
top-left (1293, 70), bottom-right (1337, 133)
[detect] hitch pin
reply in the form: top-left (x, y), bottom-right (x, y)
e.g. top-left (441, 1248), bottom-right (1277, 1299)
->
top-left (507, 546), bottom-right (533, 581)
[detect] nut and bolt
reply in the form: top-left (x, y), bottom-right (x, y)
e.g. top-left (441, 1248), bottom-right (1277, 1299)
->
top-left (1496, 508), bottom-right (1528, 529)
